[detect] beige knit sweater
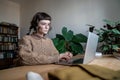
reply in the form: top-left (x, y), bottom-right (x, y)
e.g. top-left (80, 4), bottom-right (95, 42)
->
top-left (19, 35), bottom-right (59, 65)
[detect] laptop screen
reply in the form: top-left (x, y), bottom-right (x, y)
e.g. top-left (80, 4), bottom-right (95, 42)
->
top-left (83, 32), bottom-right (99, 64)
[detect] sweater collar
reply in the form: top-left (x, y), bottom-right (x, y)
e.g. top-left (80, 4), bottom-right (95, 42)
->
top-left (31, 34), bottom-right (47, 39)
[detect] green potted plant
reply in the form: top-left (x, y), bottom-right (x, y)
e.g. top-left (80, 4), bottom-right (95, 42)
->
top-left (88, 19), bottom-right (120, 55)
top-left (52, 27), bottom-right (87, 56)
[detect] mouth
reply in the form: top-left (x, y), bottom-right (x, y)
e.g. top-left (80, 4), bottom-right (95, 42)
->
top-left (43, 30), bottom-right (49, 33)
top-left (45, 29), bottom-right (48, 31)
top-left (44, 30), bottom-right (48, 32)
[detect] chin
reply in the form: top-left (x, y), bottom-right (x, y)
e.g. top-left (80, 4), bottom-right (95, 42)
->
top-left (44, 32), bottom-right (48, 35)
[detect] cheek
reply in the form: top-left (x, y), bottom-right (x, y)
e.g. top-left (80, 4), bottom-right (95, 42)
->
top-left (38, 25), bottom-right (43, 30)
top-left (37, 27), bottom-right (42, 32)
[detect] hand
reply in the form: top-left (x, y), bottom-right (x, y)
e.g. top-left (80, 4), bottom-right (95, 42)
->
top-left (64, 52), bottom-right (73, 59)
top-left (59, 52), bottom-right (73, 61)
top-left (59, 53), bottom-right (69, 61)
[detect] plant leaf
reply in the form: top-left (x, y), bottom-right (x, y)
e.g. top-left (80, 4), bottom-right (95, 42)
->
top-left (62, 27), bottom-right (74, 41)
top-left (64, 30), bottom-right (74, 41)
top-left (103, 19), bottom-right (115, 27)
top-left (72, 33), bottom-right (87, 43)
top-left (56, 34), bottom-right (64, 40)
top-left (56, 40), bottom-right (65, 51)
top-left (112, 29), bottom-right (120, 34)
top-left (52, 38), bottom-right (59, 46)
top-left (62, 27), bottom-right (67, 36)
top-left (112, 45), bottom-right (119, 50)
top-left (70, 42), bottom-right (84, 55)
top-left (102, 45), bottom-right (109, 51)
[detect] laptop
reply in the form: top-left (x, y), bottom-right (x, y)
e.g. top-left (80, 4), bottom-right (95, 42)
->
top-left (57, 32), bottom-right (99, 65)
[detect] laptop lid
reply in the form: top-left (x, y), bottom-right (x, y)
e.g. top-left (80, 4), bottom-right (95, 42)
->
top-left (83, 32), bottom-right (99, 64)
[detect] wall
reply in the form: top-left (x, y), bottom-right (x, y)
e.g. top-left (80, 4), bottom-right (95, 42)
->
top-left (19, 0), bottom-right (120, 38)
top-left (0, 0), bottom-right (20, 26)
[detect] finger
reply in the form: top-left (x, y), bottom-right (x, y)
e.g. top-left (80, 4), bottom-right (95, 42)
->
top-left (67, 52), bottom-right (73, 58)
top-left (62, 56), bottom-right (71, 60)
top-left (69, 53), bottom-right (73, 58)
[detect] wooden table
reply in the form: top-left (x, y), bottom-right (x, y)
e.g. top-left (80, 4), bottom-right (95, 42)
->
top-left (89, 55), bottom-right (120, 71)
top-left (0, 55), bottom-right (120, 80)
top-left (70, 54), bottom-right (120, 70)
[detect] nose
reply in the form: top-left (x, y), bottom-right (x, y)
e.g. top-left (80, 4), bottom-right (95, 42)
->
top-left (45, 24), bottom-right (49, 29)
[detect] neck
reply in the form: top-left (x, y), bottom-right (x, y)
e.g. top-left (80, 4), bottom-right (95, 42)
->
top-left (35, 33), bottom-right (44, 38)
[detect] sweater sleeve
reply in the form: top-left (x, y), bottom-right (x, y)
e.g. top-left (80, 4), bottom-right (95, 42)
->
top-left (19, 36), bottom-right (59, 65)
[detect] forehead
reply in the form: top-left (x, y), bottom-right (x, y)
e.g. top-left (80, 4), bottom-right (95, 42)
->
top-left (39, 20), bottom-right (51, 23)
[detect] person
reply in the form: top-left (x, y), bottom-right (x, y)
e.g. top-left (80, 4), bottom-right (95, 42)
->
top-left (19, 12), bottom-right (73, 65)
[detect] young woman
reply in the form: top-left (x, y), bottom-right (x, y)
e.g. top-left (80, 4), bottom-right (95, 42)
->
top-left (19, 12), bottom-right (73, 65)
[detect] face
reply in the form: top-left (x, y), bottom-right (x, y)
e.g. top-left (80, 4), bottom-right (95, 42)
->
top-left (37, 20), bottom-right (51, 35)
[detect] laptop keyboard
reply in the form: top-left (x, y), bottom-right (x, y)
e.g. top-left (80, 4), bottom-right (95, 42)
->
top-left (72, 58), bottom-right (83, 64)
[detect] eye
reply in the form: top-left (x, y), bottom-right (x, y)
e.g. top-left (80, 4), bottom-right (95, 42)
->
top-left (40, 22), bottom-right (46, 25)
